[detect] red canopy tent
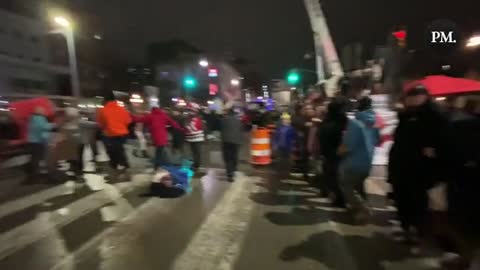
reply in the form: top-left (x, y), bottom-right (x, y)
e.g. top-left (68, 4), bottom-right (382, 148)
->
top-left (404, 75), bottom-right (480, 96)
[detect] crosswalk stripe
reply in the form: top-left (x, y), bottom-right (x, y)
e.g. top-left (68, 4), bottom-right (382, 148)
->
top-left (0, 182), bottom-right (81, 220)
top-left (0, 174), bottom-right (151, 260)
top-left (172, 173), bottom-right (259, 270)
top-left (49, 175), bottom-right (205, 270)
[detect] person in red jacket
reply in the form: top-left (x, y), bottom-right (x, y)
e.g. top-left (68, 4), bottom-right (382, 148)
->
top-left (134, 107), bottom-right (184, 169)
top-left (185, 109), bottom-right (205, 170)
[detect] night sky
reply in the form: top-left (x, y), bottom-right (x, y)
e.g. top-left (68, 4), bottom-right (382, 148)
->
top-left (74, 0), bottom-right (479, 79)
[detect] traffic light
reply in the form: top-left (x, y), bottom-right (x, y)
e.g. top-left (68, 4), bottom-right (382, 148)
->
top-left (183, 76), bottom-right (198, 90)
top-left (287, 70), bottom-right (301, 85)
top-left (392, 30), bottom-right (407, 48)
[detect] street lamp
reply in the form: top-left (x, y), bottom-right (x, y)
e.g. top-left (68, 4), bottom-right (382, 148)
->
top-left (199, 59), bottom-right (209, 67)
top-left (54, 16), bottom-right (70, 27)
top-left (466, 35), bottom-right (480, 48)
top-left (53, 16), bottom-right (81, 97)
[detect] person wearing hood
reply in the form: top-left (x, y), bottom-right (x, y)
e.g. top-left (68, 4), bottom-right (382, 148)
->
top-left (388, 85), bottom-right (448, 250)
top-left (26, 106), bottom-right (54, 181)
top-left (337, 96), bottom-right (380, 223)
top-left (318, 97), bottom-right (349, 207)
top-left (134, 107), bottom-right (184, 170)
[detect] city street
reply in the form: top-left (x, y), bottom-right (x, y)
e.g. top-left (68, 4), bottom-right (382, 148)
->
top-left (0, 141), bottom-right (443, 270)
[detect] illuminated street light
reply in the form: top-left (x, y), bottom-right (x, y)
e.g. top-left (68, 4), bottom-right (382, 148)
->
top-left (199, 59), bottom-right (209, 67)
top-left (230, 79), bottom-right (240, 86)
top-left (52, 15), bottom-right (80, 97)
top-left (466, 35), bottom-right (480, 48)
top-left (54, 16), bottom-right (71, 28)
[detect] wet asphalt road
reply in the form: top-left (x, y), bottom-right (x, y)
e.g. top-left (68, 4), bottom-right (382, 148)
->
top-left (0, 141), bottom-right (442, 270)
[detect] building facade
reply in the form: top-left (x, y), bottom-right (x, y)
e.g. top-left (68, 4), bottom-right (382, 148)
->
top-left (0, 8), bottom-right (69, 96)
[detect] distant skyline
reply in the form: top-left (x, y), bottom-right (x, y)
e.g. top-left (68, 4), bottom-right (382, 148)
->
top-left (72, 0), bottom-right (479, 78)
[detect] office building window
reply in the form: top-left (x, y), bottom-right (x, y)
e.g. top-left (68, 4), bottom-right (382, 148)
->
top-left (0, 27), bottom-right (5, 34)
top-left (17, 53), bottom-right (24, 59)
top-left (0, 50), bottom-right (8, 56)
top-left (11, 78), bottom-right (47, 90)
top-left (33, 57), bottom-right (42, 62)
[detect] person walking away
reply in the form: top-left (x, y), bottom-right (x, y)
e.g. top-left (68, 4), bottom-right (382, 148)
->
top-left (185, 109), bottom-right (205, 171)
top-left (388, 85), bottom-right (448, 252)
top-left (318, 97), bottom-right (349, 207)
top-left (170, 109), bottom-right (186, 161)
top-left (26, 107), bottom-right (54, 182)
top-left (337, 96), bottom-right (380, 224)
top-left (96, 93), bottom-right (132, 178)
top-left (220, 107), bottom-right (244, 182)
top-left (134, 107), bottom-right (183, 169)
top-left (273, 113), bottom-right (296, 180)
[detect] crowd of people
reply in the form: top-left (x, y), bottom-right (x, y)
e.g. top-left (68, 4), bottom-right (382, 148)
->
top-left (271, 85), bottom-right (480, 268)
top-left (22, 91), bottom-right (245, 183)
top-left (4, 83), bottom-right (480, 268)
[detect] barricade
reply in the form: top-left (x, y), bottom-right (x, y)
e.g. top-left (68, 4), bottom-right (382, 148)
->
top-left (250, 128), bottom-right (272, 165)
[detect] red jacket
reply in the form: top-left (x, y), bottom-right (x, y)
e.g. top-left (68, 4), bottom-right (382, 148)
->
top-left (134, 108), bottom-right (183, 146)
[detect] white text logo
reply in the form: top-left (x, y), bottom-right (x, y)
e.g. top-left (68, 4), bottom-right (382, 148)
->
top-left (431, 31), bottom-right (457, 43)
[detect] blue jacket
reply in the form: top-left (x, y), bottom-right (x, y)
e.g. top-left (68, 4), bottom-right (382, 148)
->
top-left (274, 125), bottom-right (296, 152)
top-left (340, 109), bottom-right (379, 174)
top-left (356, 109), bottom-right (380, 149)
top-left (27, 114), bottom-right (52, 144)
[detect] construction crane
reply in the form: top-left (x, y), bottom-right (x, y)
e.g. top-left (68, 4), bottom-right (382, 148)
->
top-left (303, 0), bottom-right (344, 96)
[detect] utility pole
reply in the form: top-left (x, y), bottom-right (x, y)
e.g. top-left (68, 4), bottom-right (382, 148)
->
top-left (303, 0), bottom-right (344, 96)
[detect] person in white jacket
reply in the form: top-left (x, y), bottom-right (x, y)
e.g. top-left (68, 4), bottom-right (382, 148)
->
top-left (185, 109), bottom-right (204, 170)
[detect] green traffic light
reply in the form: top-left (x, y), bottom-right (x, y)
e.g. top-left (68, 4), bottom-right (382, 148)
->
top-left (183, 76), bottom-right (198, 89)
top-left (287, 71), bottom-right (300, 85)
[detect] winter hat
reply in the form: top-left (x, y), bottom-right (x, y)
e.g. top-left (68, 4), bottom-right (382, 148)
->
top-left (281, 112), bottom-right (291, 121)
top-left (65, 107), bottom-right (79, 118)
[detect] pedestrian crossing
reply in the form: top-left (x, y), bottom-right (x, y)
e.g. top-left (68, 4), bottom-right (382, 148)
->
top-left (0, 167), bottom-right (444, 270)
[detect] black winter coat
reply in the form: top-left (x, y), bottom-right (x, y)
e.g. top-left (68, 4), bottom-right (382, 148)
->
top-left (318, 118), bottom-right (347, 163)
top-left (388, 102), bottom-right (448, 189)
